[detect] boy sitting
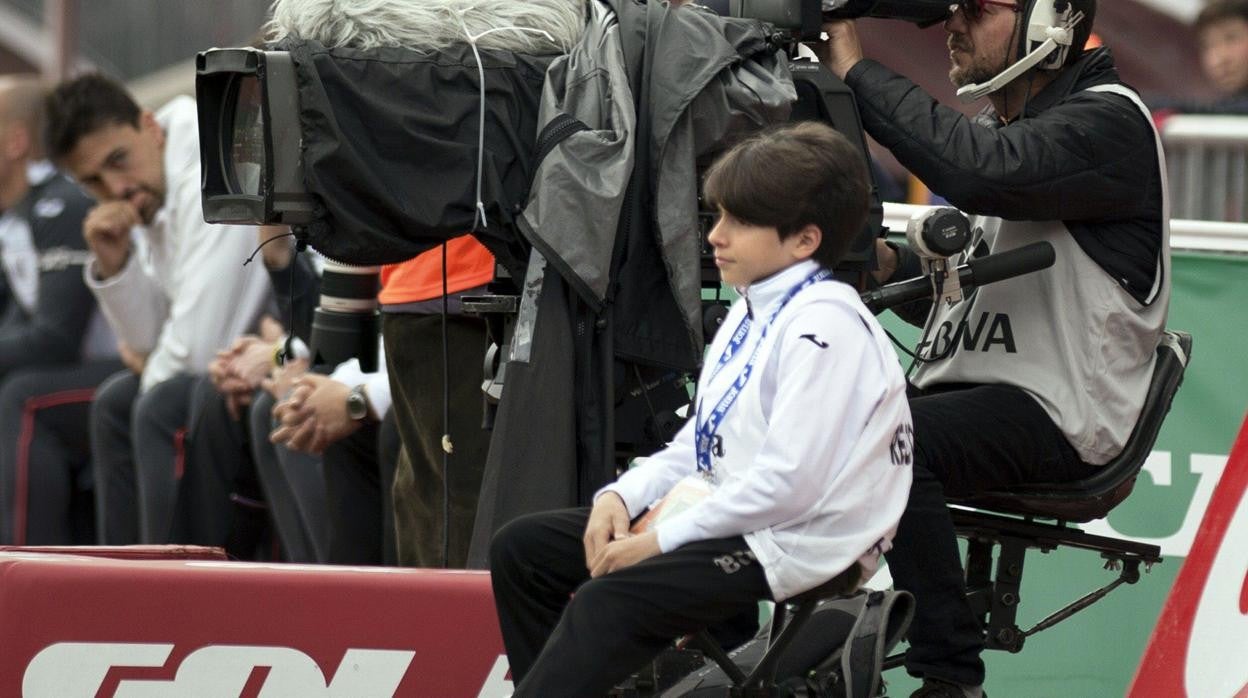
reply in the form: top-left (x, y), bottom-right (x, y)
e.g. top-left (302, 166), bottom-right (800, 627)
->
top-left (489, 122), bottom-right (913, 696)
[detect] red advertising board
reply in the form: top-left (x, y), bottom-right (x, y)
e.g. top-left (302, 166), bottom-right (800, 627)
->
top-left (0, 552), bottom-right (511, 696)
top-left (1129, 413), bottom-right (1248, 698)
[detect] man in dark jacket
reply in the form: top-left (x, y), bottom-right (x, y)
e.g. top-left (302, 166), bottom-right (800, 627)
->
top-left (820, 1), bottom-right (1168, 696)
top-left (0, 75), bottom-right (121, 546)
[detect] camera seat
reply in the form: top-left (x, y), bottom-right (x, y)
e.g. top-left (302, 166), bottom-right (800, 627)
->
top-left (683, 566), bottom-right (863, 696)
top-left (934, 330), bottom-right (1192, 654)
top-left (647, 560), bottom-right (909, 697)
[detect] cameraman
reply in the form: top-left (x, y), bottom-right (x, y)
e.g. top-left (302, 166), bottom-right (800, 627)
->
top-left (820, 1), bottom-right (1168, 696)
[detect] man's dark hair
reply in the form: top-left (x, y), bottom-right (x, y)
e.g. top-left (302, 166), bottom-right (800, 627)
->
top-left (1196, 0), bottom-right (1248, 32)
top-left (1064, 0), bottom-right (1097, 67)
top-left (702, 122), bottom-right (870, 269)
top-left (44, 72), bottom-right (141, 162)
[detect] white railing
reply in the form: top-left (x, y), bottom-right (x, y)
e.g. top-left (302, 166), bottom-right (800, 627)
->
top-left (1162, 114), bottom-right (1248, 224)
top-left (882, 202), bottom-right (1248, 255)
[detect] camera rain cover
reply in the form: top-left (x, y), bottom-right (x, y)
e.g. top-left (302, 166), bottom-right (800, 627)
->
top-left (283, 39), bottom-right (555, 273)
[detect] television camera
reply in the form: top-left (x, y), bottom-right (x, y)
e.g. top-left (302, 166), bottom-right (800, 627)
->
top-left (193, 0), bottom-right (961, 432)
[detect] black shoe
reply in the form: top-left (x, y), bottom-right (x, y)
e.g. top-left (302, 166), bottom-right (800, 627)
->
top-left (910, 677), bottom-right (985, 698)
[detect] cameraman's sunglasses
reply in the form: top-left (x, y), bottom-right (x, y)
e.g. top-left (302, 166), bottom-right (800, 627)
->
top-left (951, 0), bottom-right (1021, 21)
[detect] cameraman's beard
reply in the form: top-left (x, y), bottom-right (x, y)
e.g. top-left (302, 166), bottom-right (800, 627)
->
top-left (948, 38), bottom-right (999, 88)
top-left (950, 63), bottom-right (999, 88)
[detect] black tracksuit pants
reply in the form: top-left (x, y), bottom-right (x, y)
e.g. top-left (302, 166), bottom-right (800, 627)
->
top-left (489, 508), bottom-right (769, 697)
top-left (886, 383), bottom-right (1100, 687)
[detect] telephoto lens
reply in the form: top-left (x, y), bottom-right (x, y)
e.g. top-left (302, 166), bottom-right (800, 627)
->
top-left (309, 260), bottom-right (381, 372)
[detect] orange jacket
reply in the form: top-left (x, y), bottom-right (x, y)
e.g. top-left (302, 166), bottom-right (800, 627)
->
top-left (379, 235), bottom-right (494, 305)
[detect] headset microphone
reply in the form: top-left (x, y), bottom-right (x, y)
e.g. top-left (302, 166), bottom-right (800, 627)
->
top-left (955, 1), bottom-right (1085, 103)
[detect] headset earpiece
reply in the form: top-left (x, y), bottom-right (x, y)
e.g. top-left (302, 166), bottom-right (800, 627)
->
top-left (1021, 0), bottom-right (1075, 70)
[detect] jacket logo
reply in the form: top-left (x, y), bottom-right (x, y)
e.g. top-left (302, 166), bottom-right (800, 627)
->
top-left (799, 333), bottom-right (829, 349)
top-left (714, 550), bottom-right (758, 574)
top-left (918, 312), bottom-right (1017, 359)
top-left (33, 198), bottom-right (65, 219)
top-left (890, 423), bottom-right (915, 467)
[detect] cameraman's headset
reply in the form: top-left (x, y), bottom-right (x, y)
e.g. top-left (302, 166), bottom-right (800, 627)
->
top-left (955, 0), bottom-right (1087, 103)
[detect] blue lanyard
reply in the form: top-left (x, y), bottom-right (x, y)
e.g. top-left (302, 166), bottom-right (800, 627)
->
top-left (695, 268), bottom-right (832, 474)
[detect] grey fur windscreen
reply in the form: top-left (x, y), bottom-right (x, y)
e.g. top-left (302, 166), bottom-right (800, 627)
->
top-left (264, 0), bottom-right (587, 53)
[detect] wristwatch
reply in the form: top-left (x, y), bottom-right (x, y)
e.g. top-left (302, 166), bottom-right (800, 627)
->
top-left (346, 384), bottom-right (371, 422)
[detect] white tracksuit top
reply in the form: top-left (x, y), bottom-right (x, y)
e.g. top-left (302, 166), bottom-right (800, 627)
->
top-left (603, 260), bottom-right (913, 601)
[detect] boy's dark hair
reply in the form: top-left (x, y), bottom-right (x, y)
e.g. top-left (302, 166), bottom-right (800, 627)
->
top-left (703, 121), bottom-right (870, 269)
top-left (1196, 0), bottom-right (1248, 32)
top-left (44, 72), bottom-right (141, 163)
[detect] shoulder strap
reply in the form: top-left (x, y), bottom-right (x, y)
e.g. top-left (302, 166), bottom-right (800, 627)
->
top-left (1084, 83), bottom-right (1171, 305)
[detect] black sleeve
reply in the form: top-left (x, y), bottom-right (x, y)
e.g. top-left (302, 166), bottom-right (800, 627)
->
top-left (0, 183), bottom-right (98, 369)
top-left (844, 60), bottom-right (1161, 223)
top-left (266, 252), bottom-right (321, 341)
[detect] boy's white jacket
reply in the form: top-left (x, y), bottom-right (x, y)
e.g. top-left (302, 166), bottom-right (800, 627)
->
top-left (601, 260), bottom-right (913, 601)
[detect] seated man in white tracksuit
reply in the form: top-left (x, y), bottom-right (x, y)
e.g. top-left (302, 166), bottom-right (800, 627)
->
top-left (489, 122), bottom-right (914, 697)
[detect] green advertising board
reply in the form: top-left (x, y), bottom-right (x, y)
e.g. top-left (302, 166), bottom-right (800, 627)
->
top-left (877, 250), bottom-right (1248, 697)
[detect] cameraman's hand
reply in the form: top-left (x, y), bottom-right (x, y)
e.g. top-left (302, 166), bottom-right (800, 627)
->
top-left (258, 225), bottom-right (294, 271)
top-left (82, 201), bottom-right (137, 280)
top-left (814, 20), bottom-right (865, 81)
top-left (873, 239), bottom-right (899, 285)
top-left (583, 491), bottom-right (632, 571)
top-left (270, 373), bottom-right (360, 454)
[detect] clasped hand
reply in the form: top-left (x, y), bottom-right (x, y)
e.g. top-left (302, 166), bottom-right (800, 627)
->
top-left (582, 492), bottom-right (661, 578)
top-left (269, 373), bottom-right (361, 455)
top-left (207, 318), bottom-right (287, 419)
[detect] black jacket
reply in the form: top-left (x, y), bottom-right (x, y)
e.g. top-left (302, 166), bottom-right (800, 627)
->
top-left (0, 172), bottom-right (98, 370)
top-left (847, 48), bottom-right (1164, 306)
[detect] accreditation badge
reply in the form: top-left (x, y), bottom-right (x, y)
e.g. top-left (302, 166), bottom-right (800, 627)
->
top-left (630, 475), bottom-right (716, 535)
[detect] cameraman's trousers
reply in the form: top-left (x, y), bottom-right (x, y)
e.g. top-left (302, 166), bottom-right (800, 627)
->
top-left (489, 508), bottom-right (767, 698)
top-left (383, 312), bottom-right (489, 568)
top-left (886, 383), bottom-right (1098, 687)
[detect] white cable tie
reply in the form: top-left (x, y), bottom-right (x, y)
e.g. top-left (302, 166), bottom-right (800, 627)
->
top-left (442, 434), bottom-right (455, 454)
